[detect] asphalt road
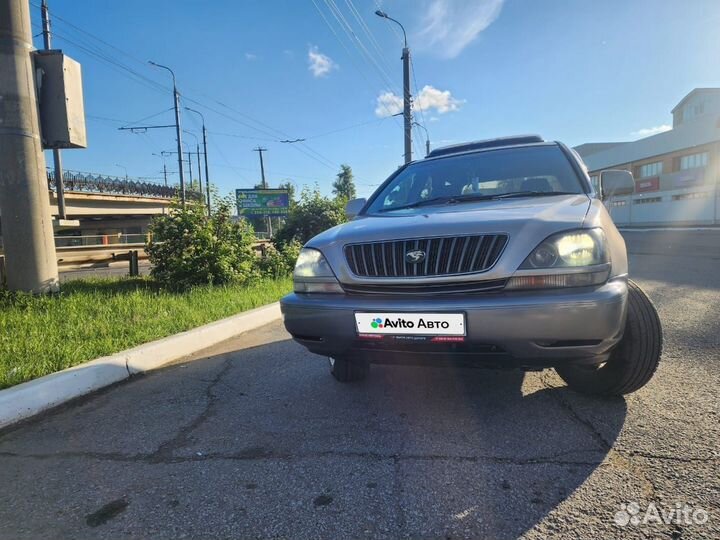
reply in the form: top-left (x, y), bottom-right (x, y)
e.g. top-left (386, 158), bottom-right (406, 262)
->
top-left (1, 230), bottom-right (718, 539)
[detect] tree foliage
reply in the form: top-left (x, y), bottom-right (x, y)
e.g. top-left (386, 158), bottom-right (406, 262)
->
top-left (332, 164), bottom-right (356, 201)
top-left (146, 198), bottom-right (256, 289)
top-left (273, 186), bottom-right (346, 248)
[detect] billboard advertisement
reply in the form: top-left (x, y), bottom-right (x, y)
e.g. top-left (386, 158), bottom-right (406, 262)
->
top-left (236, 189), bottom-right (290, 217)
top-left (635, 177), bottom-right (660, 193)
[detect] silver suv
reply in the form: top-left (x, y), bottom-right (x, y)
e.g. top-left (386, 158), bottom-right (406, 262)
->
top-left (280, 136), bottom-right (662, 395)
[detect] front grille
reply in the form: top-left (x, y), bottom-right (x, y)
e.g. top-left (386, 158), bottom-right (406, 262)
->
top-left (344, 234), bottom-right (508, 278)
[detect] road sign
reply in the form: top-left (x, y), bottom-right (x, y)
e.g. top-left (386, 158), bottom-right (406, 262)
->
top-left (236, 188), bottom-right (290, 217)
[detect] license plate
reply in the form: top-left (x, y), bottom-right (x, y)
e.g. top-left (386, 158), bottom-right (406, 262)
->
top-left (355, 312), bottom-right (465, 336)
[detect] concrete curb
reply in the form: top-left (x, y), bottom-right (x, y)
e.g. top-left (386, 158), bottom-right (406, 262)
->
top-left (0, 302), bottom-right (282, 430)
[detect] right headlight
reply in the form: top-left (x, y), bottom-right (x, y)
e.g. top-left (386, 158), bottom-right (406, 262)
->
top-left (506, 229), bottom-right (610, 290)
top-left (293, 248), bottom-right (344, 294)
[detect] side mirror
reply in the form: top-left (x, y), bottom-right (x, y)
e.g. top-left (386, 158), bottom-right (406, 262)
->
top-left (345, 198), bottom-right (367, 219)
top-left (600, 170), bottom-right (634, 200)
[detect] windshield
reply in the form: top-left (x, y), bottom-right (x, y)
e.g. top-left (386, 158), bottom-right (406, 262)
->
top-left (365, 145), bottom-right (585, 214)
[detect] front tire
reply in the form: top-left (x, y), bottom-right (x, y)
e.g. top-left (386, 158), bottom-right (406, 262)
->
top-left (329, 356), bottom-right (369, 383)
top-left (556, 279), bottom-right (663, 396)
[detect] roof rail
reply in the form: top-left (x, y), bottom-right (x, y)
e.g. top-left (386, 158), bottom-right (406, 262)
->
top-left (426, 135), bottom-right (545, 158)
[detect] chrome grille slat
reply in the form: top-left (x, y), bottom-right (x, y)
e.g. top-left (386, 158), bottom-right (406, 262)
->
top-left (344, 234), bottom-right (507, 278)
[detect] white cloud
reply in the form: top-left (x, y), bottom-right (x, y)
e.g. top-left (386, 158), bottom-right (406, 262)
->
top-left (308, 46), bottom-right (337, 77)
top-left (374, 85), bottom-right (464, 118)
top-left (416, 0), bottom-right (504, 59)
top-left (630, 124), bottom-right (671, 139)
top-left (244, 52), bottom-right (257, 61)
top-left (375, 91), bottom-right (404, 117)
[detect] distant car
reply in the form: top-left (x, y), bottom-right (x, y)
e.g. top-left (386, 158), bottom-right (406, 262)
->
top-left (280, 135), bottom-right (662, 395)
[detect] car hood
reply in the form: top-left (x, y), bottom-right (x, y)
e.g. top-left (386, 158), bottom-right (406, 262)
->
top-left (308, 194), bottom-right (593, 284)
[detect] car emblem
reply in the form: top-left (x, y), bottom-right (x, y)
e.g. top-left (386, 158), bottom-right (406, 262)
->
top-left (405, 249), bottom-right (426, 264)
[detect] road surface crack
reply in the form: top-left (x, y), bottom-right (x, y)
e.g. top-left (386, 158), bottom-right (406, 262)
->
top-left (147, 355), bottom-right (234, 463)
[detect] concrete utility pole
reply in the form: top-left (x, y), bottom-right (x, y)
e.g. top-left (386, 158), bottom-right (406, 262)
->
top-left (376, 10), bottom-right (412, 164)
top-left (149, 61), bottom-right (185, 206)
top-left (185, 107), bottom-right (212, 216)
top-left (253, 146), bottom-right (272, 236)
top-left (40, 0), bottom-right (67, 219)
top-left (0, 0), bottom-right (59, 292)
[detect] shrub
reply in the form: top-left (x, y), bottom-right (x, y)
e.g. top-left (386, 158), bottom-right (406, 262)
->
top-left (273, 187), bottom-right (346, 248)
top-left (146, 198), bottom-right (257, 289)
top-left (257, 239), bottom-right (302, 279)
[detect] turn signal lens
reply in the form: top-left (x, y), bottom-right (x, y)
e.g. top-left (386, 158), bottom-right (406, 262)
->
top-left (505, 269), bottom-right (610, 290)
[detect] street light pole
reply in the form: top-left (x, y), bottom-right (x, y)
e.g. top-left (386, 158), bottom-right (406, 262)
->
top-left (149, 60), bottom-right (185, 206)
top-left (115, 164), bottom-right (128, 181)
top-left (413, 121), bottom-right (431, 156)
top-left (376, 10), bottom-right (412, 164)
top-left (183, 130), bottom-right (201, 198)
top-left (185, 107), bottom-right (212, 216)
top-left (152, 152), bottom-right (168, 186)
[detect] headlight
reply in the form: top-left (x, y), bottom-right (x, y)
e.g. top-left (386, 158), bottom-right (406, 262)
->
top-left (507, 229), bottom-right (610, 290)
top-left (293, 248), bottom-right (344, 293)
top-left (519, 229), bottom-right (608, 269)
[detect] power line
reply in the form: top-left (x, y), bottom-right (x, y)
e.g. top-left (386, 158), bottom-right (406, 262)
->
top-left (310, 0), bottom-right (401, 124)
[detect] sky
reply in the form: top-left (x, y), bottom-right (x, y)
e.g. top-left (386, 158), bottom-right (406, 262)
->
top-left (36, 0), bottom-right (720, 200)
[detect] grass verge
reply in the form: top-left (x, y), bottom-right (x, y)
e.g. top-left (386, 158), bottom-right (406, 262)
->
top-left (0, 276), bottom-right (292, 389)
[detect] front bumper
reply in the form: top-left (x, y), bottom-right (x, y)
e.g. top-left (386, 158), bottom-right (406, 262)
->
top-left (280, 279), bottom-right (628, 368)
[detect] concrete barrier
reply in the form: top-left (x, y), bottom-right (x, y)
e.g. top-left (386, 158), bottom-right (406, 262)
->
top-left (0, 302), bottom-right (282, 429)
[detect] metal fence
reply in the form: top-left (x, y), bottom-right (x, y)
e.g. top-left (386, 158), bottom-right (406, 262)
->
top-left (47, 169), bottom-right (201, 200)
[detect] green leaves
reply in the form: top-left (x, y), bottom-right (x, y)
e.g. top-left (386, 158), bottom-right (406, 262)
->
top-left (147, 199), bottom-right (257, 290)
top-left (273, 186), bottom-right (347, 248)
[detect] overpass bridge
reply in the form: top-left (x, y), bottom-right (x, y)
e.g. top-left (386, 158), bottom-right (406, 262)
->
top-left (1, 169), bottom-right (201, 240)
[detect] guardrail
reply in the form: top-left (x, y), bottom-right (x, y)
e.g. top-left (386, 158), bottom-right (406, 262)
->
top-left (0, 240), bottom-right (272, 280)
top-left (54, 233), bottom-right (151, 248)
top-left (47, 169), bottom-right (202, 200)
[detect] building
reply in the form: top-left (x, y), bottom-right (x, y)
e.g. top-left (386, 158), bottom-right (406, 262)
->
top-left (574, 88), bottom-right (720, 226)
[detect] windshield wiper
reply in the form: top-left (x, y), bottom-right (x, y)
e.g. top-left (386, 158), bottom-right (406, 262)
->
top-left (491, 191), bottom-right (579, 200)
top-left (377, 196), bottom-right (455, 212)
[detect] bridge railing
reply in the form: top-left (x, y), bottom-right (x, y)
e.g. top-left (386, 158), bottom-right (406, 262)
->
top-left (47, 169), bottom-right (202, 200)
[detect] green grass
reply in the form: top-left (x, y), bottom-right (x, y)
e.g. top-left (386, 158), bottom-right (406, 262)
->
top-left (0, 277), bottom-right (292, 389)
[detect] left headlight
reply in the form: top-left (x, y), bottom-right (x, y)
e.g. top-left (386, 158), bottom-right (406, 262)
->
top-left (519, 229), bottom-right (608, 269)
top-left (506, 229), bottom-right (610, 290)
top-left (293, 248), bottom-right (344, 293)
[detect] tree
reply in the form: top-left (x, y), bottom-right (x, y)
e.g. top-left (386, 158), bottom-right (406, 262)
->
top-left (278, 181), bottom-right (296, 205)
top-left (332, 164), bottom-right (356, 201)
top-left (274, 186), bottom-right (346, 248)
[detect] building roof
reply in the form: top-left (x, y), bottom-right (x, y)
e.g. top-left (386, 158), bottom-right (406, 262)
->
top-left (670, 88), bottom-right (720, 114)
top-left (581, 113), bottom-right (720, 172)
top-left (573, 142), bottom-right (627, 159)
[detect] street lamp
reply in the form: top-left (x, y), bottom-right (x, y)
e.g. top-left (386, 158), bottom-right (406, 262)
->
top-left (412, 121), bottom-right (431, 156)
top-left (148, 60), bottom-right (186, 206)
top-left (152, 152), bottom-right (169, 186)
top-left (115, 163), bottom-right (128, 180)
top-left (375, 9), bottom-right (412, 164)
top-left (183, 130), bottom-right (203, 198)
top-left (185, 107), bottom-right (212, 216)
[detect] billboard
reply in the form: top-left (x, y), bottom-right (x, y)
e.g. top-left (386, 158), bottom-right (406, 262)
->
top-left (236, 189), bottom-right (290, 217)
top-left (635, 177), bottom-right (660, 193)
